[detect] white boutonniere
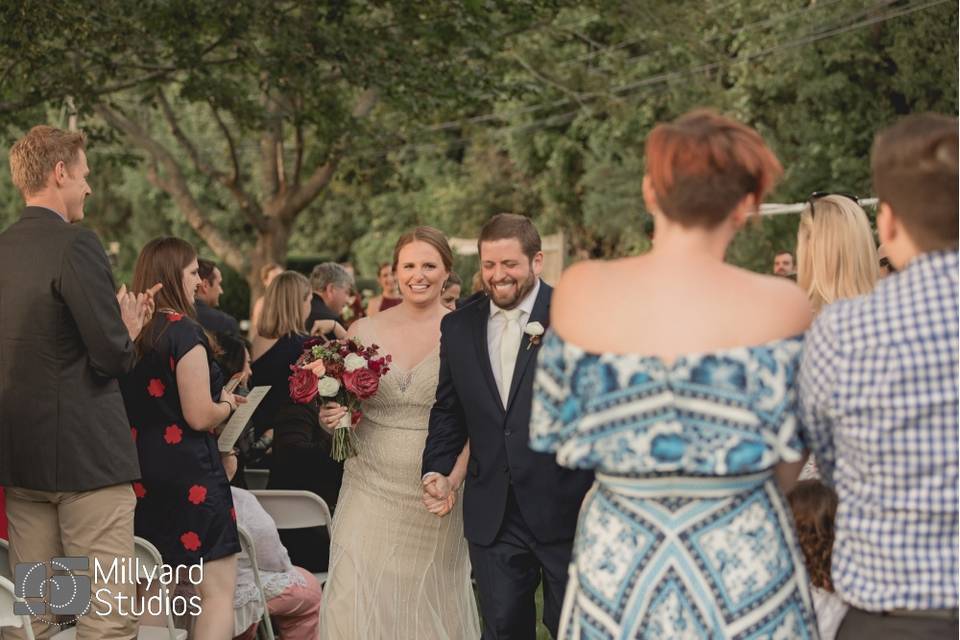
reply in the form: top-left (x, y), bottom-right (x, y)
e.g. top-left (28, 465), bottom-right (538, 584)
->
top-left (524, 321), bottom-right (545, 350)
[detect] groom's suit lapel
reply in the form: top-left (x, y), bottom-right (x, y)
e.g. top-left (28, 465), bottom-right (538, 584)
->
top-left (505, 283), bottom-right (551, 414)
top-left (474, 299), bottom-right (506, 414)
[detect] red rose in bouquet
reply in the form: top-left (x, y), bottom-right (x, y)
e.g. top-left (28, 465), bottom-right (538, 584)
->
top-left (288, 337), bottom-right (391, 461)
top-left (289, 368), bottom-right (319, 404)
top-left (343, 367), bottom-right (380, 400)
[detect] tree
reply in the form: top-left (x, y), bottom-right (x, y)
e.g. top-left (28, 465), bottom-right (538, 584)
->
top-left (0, 0), bottom-right (565, 307)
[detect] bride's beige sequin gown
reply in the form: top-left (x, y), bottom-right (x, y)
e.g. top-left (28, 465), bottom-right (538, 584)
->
top-left (319, 346), bottom-right (480, 639)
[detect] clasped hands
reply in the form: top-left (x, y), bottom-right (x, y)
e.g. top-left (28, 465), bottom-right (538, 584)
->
top-left (422, 473), bottom-right (457, 518)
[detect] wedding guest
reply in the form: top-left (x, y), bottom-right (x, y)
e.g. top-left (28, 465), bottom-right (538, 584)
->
top-left (440, 271), bottom-right (462, 310)
top-left (788, 480), bottom-right (847, 640)
top-left (248, 262), bottom-right (283, 340)
top-left (251, 271), bottom-right (343, 572)
top-left (306, 262), bottom-right (353, 337)
top-left (800, 113), bottom-right (958, 638)
top-left (197, 258), bottom-right (241, 336)
top-left (470, 269), bottom-right (484, 293)
top-left (214, 333), bottom-right (253, 393)
top-left (796, 192), bottom-right (878, 313)
top-left (213, 333), bottom-right (254, 489)
top-left (530, 109), bottom-right (817, 637)
top-left (366, 262), bottom-right (402, 315)
top-left (337, 262), bottom-right (365, 327)
top-left (0, 125), bottom-right (157, 639)
top-left (225, 470), bottom-right (323, 640)
top-left (122, 237), bottom-right (244, 639)
top-left (773, 250), bottom-right (795, 277)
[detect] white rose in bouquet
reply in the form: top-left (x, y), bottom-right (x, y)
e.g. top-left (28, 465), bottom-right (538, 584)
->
top-left (317, 376), bottom-right (341, 397)
top-left (343, 353), bottom-right (368, 372)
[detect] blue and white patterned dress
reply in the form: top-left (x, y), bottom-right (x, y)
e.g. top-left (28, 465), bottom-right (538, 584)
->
top-left (531, 330), bottom-right (819, 639)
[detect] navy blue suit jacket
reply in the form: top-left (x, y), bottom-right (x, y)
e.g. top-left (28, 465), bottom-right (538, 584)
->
top-left (421, 283), bottom-right (593, 546)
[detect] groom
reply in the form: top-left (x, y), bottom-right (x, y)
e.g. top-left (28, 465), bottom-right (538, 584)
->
top-left (422, 214), bottom-right (593, 639)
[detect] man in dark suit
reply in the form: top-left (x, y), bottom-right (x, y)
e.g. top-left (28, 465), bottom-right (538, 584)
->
top-left (0, 126), bottom-right (157, 638)
top-left (422, 214), bottom-right (593, 639)
top-left (196, 258), bottom-right (240, 336)
top-left (305, 262), bottom-right (352, 339)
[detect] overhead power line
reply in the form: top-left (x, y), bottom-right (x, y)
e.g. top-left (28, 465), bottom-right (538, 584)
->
top-left (355, 0), bottom-right (948, 161)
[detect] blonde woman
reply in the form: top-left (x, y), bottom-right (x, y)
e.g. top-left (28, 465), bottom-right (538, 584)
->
top-left (795, 193), bottom-right (879, 482)
top-left (248, 262), bottom-right (284, 340)
top-left (250, 271), bottom-right (345, 572)
top-left (796, 193), bottom-right (879, 314)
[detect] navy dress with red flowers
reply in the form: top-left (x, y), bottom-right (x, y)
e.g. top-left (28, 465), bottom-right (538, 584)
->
top-left (120, 311), bottom-right (240, 566)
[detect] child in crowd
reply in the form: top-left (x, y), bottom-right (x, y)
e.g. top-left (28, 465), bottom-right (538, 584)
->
top-left (788, 480), bottom-right (848, 640)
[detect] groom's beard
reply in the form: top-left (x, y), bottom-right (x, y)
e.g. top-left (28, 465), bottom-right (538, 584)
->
top-left (485, 270), bottom-right (537, 310)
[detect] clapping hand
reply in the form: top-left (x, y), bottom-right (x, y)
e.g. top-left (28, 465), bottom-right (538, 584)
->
top-left (422, 474), bottom-right (456, 517)
top-left (117, 282), bottom-right (162, 340)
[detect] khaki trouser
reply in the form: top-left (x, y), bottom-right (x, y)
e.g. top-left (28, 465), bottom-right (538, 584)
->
top-left (4, 483), bottom-right (137, 640)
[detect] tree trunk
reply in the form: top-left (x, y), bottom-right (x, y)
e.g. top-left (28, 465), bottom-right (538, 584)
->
top-left (245, 217), bottom-right (293, 317)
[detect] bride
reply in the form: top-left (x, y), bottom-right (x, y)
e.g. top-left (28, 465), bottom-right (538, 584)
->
top-left (318, 227), bottom-right (480, 639)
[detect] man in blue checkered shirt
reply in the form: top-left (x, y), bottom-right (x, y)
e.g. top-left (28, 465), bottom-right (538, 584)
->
top-left (799, 113), bottom-right (959, 638)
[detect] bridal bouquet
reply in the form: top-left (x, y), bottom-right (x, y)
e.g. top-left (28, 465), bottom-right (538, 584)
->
top-left (288, 338), bottom-right (391, 461)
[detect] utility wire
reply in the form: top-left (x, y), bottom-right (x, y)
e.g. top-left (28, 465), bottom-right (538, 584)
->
top-left (423, 0), bottom-right (882, 134)
top-left (354, 0), bottom-right (948, 162)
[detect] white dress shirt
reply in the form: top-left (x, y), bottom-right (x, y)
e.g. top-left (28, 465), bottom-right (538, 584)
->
top-left (487, 278), bottom-right (541, 401)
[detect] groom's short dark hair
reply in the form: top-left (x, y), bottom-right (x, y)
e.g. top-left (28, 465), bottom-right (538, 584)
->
top-left (478, 213), bottom-right (541, 261)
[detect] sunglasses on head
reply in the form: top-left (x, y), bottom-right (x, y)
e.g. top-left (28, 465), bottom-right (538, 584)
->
top-left (808, 191), bottom-right (860, 218)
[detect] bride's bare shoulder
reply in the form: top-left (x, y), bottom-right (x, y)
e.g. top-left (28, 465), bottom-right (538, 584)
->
top-left (347, 316), bottom-right (374, 342)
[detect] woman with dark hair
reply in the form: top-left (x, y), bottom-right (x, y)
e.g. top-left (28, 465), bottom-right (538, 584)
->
top-left (250, 270), bottom-right (343, 572)
top-left (121, 237), bottom-right (245, 639)
top-left (530, 110), bottom-right (817, 637)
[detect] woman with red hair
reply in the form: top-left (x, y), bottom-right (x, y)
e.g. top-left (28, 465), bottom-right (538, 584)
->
top-left (531, 109), bottom-right (817, 638)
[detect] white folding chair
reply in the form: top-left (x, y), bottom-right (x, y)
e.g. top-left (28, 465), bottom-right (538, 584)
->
top-left (0, 574), bottom-right (35, 640)
top-left (50, 537), bottom-right (187, 640)
top-left (0, 538), bottom-right (11, 580)
top-left (244, 468), bottom-right (271, 490)
top-left (237, 525), bottom-right (275, 640)
top-left (248, 490), bottom-right (332, 585)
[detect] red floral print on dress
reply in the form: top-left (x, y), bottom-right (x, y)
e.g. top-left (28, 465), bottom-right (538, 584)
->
top-left (130, 427), bottom-right (137, 442)
top-left (163, 424), bottom-right (183, 445)
top-left (169, 356), bottom-right (176, 372)
top-left (147, 378), bottom-right (165, 398)
top-left (230, 507), bottom-right (237, 521)
top-left (132, 482), bottom-right (147, 499)
top-left (180, 531), bottom-right (201, 552)
top-left (187, 485), bottom-right (207, 505)
top-left (167, 312), bottom-right (183, 322)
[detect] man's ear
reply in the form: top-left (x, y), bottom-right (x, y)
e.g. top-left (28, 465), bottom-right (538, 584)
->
top-left (531, 251), bottom-right (544, 276)
top-left (52, 160), bottom-right (68, 187)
